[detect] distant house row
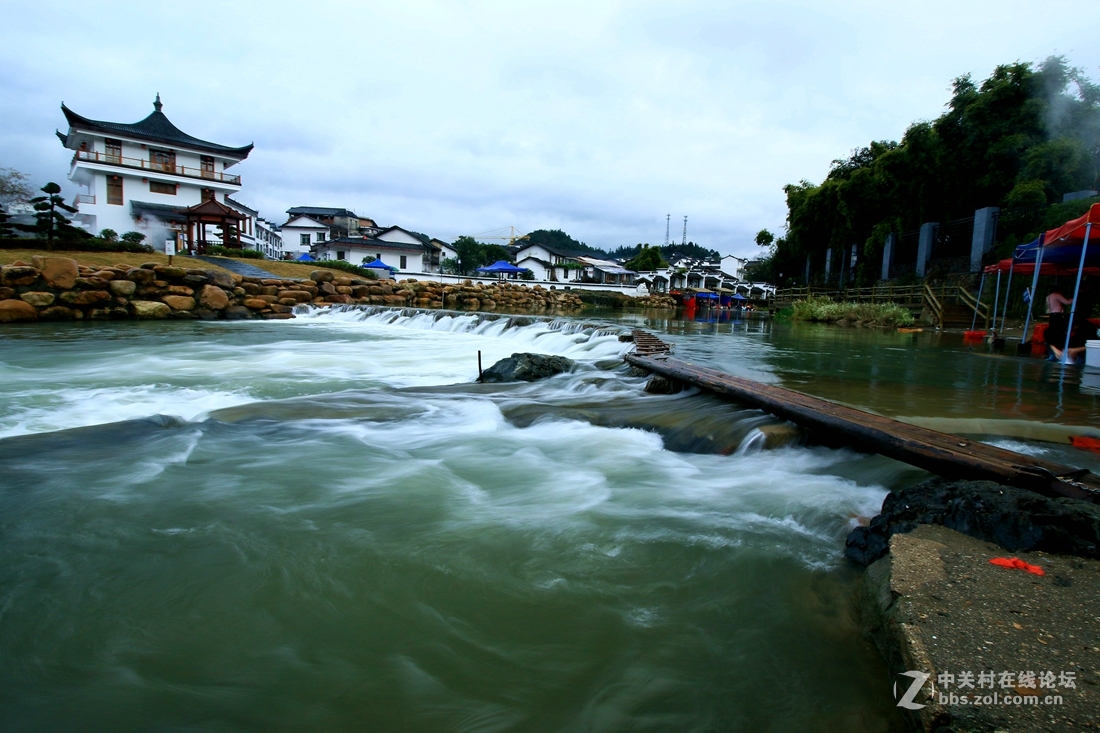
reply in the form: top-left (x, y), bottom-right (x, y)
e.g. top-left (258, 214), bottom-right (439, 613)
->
top-left (52, 95), bottom-right (768, 292)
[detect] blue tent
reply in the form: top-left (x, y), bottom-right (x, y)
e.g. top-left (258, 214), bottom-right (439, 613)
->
top-left (296, 253), bottom-right (315, 261)
top-left (475, 260), bottom-right (529, 275)
top-left (731, 293), bottom-right (748, 300)
top-left (363, 259), bottom-right (398, 271)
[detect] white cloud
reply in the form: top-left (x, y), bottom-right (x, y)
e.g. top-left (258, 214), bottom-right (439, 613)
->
top-left (1, 0), bottom-right (1096, 256)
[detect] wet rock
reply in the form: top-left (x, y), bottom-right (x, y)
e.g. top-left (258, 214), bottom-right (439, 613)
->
top-left (75, 276), bottom-right (109, 289)
top-left (108, 280), bottom-right (137, 297)
top-left (195, 308), bottom-right (219, 320)
top-left (480, 353), bottom-right (575, 383)
top-left (20, 291), bottom-right (56, 307)
top-left (38, 257), bottom-right (79, 289)
top-left (845, 477), bottom-right (1100, 566)
top-left (644, 375), bottom-right (683, 394)
top-left (183, 273), bottom-right (211, 287)
top-left (224, 305), bottom-right (252, 320)
top-left (198, 285), bottom-right (230, 310)
top-left (0, 287), bottom-right (14, 300)
top-left (129, 300), bottom-right (171, 319)
top-left (243, 298), bottom-right (270, 310)
top-left (0, 299), bottom-right (38, 323)
top-left (208, 270), bottom-right (235, 289)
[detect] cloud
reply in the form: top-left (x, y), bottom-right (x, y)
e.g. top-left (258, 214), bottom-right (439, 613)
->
top-left (0, 0), bottom-right (1097, 256)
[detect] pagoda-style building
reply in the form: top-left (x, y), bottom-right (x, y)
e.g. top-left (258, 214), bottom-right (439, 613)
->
top-left (57, 95), bottom-right (253, 251)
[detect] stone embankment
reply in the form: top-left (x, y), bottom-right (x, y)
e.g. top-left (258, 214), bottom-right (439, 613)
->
top-left (849, 479), bottom-right (1100, 732)
top-left (0, 257), bottom-right (586, 322)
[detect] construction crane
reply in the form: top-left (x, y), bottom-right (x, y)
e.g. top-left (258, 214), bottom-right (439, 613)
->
top-left (458, 226), bottom-right (530, 247)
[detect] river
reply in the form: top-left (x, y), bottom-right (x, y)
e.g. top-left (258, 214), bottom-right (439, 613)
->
top-left (2, 306), bottom-right (1096, 731)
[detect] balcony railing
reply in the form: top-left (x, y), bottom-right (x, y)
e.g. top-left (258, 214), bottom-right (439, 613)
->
top-left (74, 193), bottom-right (95, 205)
top-left (72, 150), bottom-right (241, 185)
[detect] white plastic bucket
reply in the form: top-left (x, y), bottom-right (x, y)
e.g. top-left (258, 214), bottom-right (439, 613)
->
top-left (1087, 340), bottom-right (1100, 367)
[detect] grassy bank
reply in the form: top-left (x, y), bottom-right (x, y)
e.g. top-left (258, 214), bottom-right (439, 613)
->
top-left (791, 296), bottom-right (914, 327)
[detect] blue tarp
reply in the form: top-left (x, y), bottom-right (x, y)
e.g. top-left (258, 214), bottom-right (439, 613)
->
top-left (731, 293), bottom-right (748, 300)
top-left (363, 259), bottom-right (398, 271)
top-left (475, 260), bottom-right (529, 274)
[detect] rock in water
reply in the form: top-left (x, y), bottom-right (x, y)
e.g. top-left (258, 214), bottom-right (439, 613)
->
top-left (480, 353), bottom-right (575, 383)
top-left (845, 477), bottom-right (1100, 566)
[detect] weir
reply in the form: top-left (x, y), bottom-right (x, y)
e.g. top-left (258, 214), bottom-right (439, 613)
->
top-left (625, 330), bottom-right (1100, 501)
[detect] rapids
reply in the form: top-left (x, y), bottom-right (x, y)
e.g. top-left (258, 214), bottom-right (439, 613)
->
top-left (12, 305), bottom-right (1093, 730)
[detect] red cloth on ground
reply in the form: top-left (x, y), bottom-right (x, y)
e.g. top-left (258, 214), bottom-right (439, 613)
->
top-left (989, 557), bottom-right (1045, 576)
top-left (1071, 436), bottom-right (1100, 456)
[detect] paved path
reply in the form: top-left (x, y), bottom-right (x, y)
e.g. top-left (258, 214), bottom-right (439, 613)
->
top-left (193, 256), bottom-right (293, 280)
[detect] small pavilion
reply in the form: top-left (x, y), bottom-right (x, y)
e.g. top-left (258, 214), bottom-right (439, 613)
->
top-left (184, 197), bottom-right (246, 253)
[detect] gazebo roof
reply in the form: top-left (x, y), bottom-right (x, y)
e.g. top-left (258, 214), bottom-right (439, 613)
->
top-left (61, 95), bottom-right (253, 159)
top-left (185, 197), bottom-right (246, 221)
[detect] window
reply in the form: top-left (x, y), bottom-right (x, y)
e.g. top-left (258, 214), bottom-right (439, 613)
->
top-left (150, 149), bottom-right (175, 173)
top-left (150, 181), bottom-right (175, 195)
top-left (400, 255), bottom-right (407, 269)
top-left (315, 232), bottom-right (326, 243)
top-left (376, 253), bottom-right (382, 263)
top-left (201, 188), bottom-right (216, 201)
top-left (336, 251), bottom-right (346, 260)
top-left (105, 139), bottom-right (122, 163)
top-left (106, 176), bottom-right (123, 205)
top-left (300, 234), bottom-right (310, 246)
top-left (200, 155), bottom-right (215, 179)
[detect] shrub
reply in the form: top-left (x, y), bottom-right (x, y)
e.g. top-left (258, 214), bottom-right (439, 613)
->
top-left (120, 231), bottom-right (146, 244)
top-left (208, 245), bottom-right (264, 259)
top-left (99, 228), bottom-right (119, 242)
top-left (315, 259), bottom-right (378, 279)
top-left (790, 296), bottom-right (914, 326)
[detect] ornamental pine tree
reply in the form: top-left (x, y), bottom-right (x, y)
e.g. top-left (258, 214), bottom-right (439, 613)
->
top-left (26, 182), bottom-right (81, 252)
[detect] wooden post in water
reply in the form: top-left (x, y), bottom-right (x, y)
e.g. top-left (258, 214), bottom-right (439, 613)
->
top-left (477, 350), bottom-right (483, 382)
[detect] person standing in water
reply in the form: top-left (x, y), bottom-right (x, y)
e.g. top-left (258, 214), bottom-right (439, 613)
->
top-left (1046, 287), bottom-right (1073, 355)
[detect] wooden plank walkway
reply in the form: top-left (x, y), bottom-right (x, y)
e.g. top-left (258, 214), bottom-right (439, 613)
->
top-left (625, 332), bottom-right (1100, 502)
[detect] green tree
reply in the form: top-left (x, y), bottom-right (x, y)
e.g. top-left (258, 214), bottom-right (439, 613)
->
top-left (754, 229), bottom-right (775, 249)
top-left (625, 244), bottom-right (667, 271)
top-left (99, 228), bottom-right (119, 242)
top-left (25, 182), bottom-right (82, 251)
top-left (451, 235), bottom-right (514, 274)
top-left (121, 231), bottom-right (146, 244)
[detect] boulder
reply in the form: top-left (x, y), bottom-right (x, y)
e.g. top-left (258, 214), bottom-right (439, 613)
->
top-left (198, 285), bottom-right (230, 310)
top-left (129, 300), bottom-right (172, 319)
top-left (1, 266), bottom-right (40, 287)
top-left (38, 257), bottom-right (79, 289)
top-left (243, 298), bottom-right (270, 310)
top-left (74, 276), bottom-right (109, 289)
top-left (310, 270), bottom-right (335, 283)
top-left (208, 270), bottom-right (235, 289)
top-left (60, 290), bottom-right (112, 307)
top-left (39, 306), bottom-right (76, 321)
top-left (167, 285), bottom-right (194, 296)
top-left (845, 477), bottom-right (1100, 566)
top-left (162, 295), bottom-right (196, 311)
top-left (0, 299), bottom-right (38, 323)
top-left (152, 265), bottom-right (186, 279)
top-left (125, 268), bottom-right (156, 284)
top-left (0, 287), bottom-right (13, 300)
top-left (183, 273), bottom-right (211, 287)
top-left (108, 280), bottom-right (137, 297)
top-left (480, 353), bottom-right (575, 383)
top-left (20, 292), bottom-right (56, 307)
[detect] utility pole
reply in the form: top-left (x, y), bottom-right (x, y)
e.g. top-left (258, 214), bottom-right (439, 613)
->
top-left (665, 214), bottom-right (670, 247)
top-left (682, 216), bottom-right (688, 247)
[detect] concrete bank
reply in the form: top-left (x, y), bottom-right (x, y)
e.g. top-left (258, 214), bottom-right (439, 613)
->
top-left (850, 478), bottom-right (1100, 732)
top-left (0, 257), bottom-right (600, 323)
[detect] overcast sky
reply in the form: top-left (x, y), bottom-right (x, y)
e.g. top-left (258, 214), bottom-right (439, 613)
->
top-left (1, 1), bottom-right (1097, 257)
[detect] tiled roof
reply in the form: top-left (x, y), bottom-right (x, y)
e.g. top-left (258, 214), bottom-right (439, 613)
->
top-left (61, 96), bottom-right (253, 158)
top-left (321, 237), bottom-right (426, 252)
top-left (286, 206), bottom-right (358, 218)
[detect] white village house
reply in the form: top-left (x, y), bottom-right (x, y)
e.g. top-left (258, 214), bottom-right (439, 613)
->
top-left (58, 95), bottom-right (254, 250)
top-left (314, 226), bottom-right (435, 275)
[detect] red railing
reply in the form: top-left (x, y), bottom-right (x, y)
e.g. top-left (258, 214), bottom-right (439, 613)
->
top-left (72, 150), bottom-right (241, 185)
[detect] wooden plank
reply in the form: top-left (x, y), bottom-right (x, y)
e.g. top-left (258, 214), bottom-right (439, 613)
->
top-left (625, 337), bottom-right (1100, 502)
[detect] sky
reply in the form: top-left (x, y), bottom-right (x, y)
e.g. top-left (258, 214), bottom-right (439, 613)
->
top-left (1, 1), bottom-right (1098, 258)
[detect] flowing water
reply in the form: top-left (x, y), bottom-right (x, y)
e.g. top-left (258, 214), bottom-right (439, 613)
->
top-left (2, 306), bottom-right (1097, 732)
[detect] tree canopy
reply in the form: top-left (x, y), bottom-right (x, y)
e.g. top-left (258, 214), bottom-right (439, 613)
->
top-left (774, 56), bottom-right (1100, 285)
top-left (624, 244), bottom-right (667, 271)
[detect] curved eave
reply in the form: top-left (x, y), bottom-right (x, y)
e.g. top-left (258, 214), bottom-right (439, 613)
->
top-left (60, 102), bottom-right (254, 160)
